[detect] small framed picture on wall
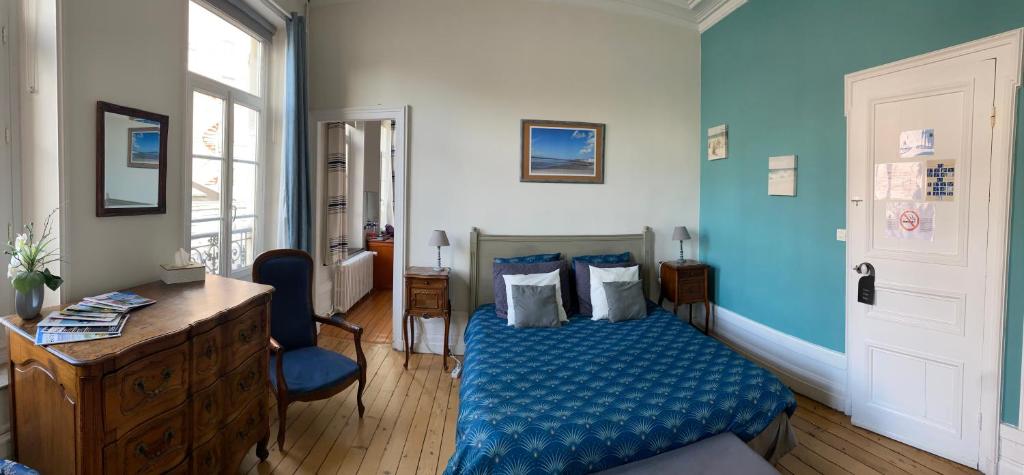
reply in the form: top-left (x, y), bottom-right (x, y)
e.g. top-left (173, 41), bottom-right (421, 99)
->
top-left (708, 124), bottom-right (728, 160)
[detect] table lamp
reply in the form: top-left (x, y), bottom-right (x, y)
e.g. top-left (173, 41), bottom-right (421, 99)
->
top-left (672, 226), bottom-right (691, 261)
top-left (428, 230), bottom-right (450, 270)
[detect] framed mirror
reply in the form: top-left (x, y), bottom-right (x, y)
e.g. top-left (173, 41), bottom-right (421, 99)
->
top-left (96, 101), bottom-right (168, 217)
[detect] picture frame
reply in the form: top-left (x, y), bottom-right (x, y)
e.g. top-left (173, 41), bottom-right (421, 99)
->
top-left (126, 127), bottom-right (161, 169)
top-left (521, 119), bottom-right (605, 184)
top-left (708, 124), bottom-right (728, 160)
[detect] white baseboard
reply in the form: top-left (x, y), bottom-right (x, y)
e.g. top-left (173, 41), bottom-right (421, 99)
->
top-left (704, 304), bottom-right (849, 412)
top-left (1000, 424), bottom-right (1024, 474)
top-left (399, 310), bottom-right (468, 357)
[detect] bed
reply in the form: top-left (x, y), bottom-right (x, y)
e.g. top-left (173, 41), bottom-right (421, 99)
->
top-left (443, 228), bottom-right (797, 474)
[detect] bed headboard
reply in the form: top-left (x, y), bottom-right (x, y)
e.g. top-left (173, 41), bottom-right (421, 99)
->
top-left (468, 227), bottom-right (656, 310)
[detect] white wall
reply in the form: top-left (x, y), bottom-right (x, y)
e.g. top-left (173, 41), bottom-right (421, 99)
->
top-left (58, 0), bottom-right (186, 299)
top-left (308, 0), bottom-right (701, 352)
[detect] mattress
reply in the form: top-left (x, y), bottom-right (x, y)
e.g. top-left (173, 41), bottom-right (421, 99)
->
top-left (443, 303), bottom-right (797, 474)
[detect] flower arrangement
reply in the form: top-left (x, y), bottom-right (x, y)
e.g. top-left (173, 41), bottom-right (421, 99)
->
top-left (4, 209), bottom-right (63, 294)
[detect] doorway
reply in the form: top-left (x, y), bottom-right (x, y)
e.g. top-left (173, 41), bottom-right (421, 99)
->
top-left (845, 31), bottom-right (1021, 470)
top-left (312, 106), bottom-right (409, 352)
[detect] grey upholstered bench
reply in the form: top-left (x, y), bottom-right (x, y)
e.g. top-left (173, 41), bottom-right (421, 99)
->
top-left (596, 432), bottom-right (779, 475)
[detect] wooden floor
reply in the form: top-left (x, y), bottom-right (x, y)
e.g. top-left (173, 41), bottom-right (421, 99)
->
top-left (342, 290), bottom-right (394, 344)
top-left (240, 337), bottom-right (979, 475)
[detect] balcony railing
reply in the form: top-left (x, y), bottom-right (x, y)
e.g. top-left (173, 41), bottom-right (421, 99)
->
top-left (190, 227), bottom-right (254, 274)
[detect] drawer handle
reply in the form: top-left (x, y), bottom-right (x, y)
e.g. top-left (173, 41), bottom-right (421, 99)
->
top-left (238, 327), bottom-right (254, 344)
top-left (203, 343), bottom-right (215, 359)
top-left (203, 452), bottom-right (216, 468)
top-left (238, 370), bottom-right (258, 393)
top-left (237, 415), bottom-right (258, 441)
top-left (203, 397), bottom-right (214, 413)
top-left (135, 430), bottom-right (175, 460)
top-left (134, 368), bottom-right (173, 398)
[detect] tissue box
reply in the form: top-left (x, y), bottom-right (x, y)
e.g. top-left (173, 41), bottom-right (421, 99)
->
top-left (160, 264), bottom-right (206, 284)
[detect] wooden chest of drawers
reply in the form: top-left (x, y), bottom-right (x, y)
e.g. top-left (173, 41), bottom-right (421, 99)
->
top-left (659, 260), bottom-right (714, 334)
top-left (0, 275), bottom-right (273, 474)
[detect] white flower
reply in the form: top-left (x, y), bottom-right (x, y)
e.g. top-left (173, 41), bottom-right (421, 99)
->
top-left (13, 233), bottom-right (28, 254)
top-left (7, 256), bottom-right (21, 279)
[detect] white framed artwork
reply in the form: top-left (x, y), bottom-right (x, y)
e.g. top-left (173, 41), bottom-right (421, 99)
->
top-left (768, 155), bottom-right (797, 196)
top-left (707, 124), bottom-right (727, 160)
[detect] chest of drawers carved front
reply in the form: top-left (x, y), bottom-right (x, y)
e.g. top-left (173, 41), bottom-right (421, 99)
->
top-left (0, 275), bottom-right (274, 474)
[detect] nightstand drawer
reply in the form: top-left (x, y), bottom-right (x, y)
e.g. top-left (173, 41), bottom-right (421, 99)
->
top-left (409, 287), bottom-right (445, 313)
top-left (408, 277), bottom-right (446, 289)
top-left (678, 280), bottom-right (705, 301)
top-left (677, 267), bottom-right (706, 279)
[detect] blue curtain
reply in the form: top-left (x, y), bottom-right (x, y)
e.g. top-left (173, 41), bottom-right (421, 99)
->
top-left (284, 13), bottom-right (313, 254)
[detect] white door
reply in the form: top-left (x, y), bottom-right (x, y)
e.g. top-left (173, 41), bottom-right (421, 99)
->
top-left (847, 48), bottom-right (1002, 466)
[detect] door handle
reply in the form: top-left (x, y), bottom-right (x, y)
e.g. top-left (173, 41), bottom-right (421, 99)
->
top-left (852, 262), bottom-right (875, 276)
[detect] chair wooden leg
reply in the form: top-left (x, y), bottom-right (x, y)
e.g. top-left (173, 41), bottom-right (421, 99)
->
top-left (277, 399), bottom-right (288, 451)
top-left (357, 374), bottom-right (366, 417)
top-left (256, 432), bottom-right (270, 461)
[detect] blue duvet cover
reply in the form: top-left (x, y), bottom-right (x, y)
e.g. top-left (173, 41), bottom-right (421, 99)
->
top-left (443, 303), bottom-right (796, 474)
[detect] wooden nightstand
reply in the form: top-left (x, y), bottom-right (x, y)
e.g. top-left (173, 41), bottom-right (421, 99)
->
top-left (404, 267), bottom-right (451, 370)
top-left (658, 260), bottom-right (714, 334)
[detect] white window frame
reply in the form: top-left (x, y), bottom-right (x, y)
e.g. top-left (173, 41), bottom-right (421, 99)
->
top-left (184, 1), bottom-right (270, 279)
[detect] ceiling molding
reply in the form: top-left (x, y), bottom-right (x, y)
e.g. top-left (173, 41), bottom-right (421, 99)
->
top-left (692, 0), bottom-right (747, 33)
top-left (309, 0), bottom-right (747, 30)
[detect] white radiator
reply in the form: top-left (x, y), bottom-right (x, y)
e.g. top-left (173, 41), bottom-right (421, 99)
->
top-left (333, 251), bottom-right (374, 312)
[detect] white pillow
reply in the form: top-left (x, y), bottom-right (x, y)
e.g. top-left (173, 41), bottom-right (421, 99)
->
top-left (503, 269), bottom-right (568, 326)
top-left (589, 265), bottom-right (640, 320)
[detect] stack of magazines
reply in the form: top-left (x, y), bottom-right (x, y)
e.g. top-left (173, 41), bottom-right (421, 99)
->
top-left (34, 291), bottom-right (156, 345)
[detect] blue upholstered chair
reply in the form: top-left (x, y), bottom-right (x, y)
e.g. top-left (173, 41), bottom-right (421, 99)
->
top-left (253, 249), bottom-right (366, 451)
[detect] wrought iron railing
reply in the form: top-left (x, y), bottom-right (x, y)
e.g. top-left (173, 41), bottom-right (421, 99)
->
top-left (190, 227), bottom-right (253, 274)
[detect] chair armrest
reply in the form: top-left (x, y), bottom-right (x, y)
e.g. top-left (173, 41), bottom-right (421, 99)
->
top-left (269, 336), bottom-right (283, 353)
top-left (314, 313), bottom-right (366, 374)
top-left (314, 313), bottom-right (363, 337)
top-left (269, 337), bottom-right (287, 395)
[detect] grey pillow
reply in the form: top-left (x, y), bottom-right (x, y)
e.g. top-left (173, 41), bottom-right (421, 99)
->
top-left (603, 281), bottom-right (647, 322)
top-left (574, 260), bottom-right (637, 316)
top-left (510, 284), bottom-right (561, 328)
top-left (493, 260), bottom-right (571, 317)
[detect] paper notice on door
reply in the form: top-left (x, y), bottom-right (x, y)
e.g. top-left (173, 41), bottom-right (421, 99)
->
top-left (874, 162), bottom-right (924, 201)
top-left (926, 159), bottom-right (956, 201)
top-left (885, 202), bottom-right (935, 241)
top-left (899, 128), bottom-right (935, 158)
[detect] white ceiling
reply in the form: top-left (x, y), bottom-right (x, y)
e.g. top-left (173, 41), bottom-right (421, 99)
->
top-left (306, 0), bottom-right (747, 32)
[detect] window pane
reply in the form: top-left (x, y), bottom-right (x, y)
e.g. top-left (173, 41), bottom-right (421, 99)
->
top-left (192, 92), bottom-right (224, 157)
top-left (231, 217), bottom-right (255, 271)
top-left (232, 161), bottom-right (256, 218)
top-left (233, 104), bottom-right (259, 162)
top-left (191, 157), bottom-right (222, 220)
top-left (188, 1), bottom-right (262, 95)
top-left (190, 220), bottom-right (221, 274)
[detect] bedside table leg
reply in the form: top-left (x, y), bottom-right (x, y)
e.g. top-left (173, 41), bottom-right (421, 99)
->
top-left (443, 316), bottom-right (450, 372)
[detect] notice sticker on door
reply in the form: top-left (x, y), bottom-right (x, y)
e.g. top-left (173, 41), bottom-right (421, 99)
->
top-left (885, 202), bottom-right (935, 241)
top-left (925, 159), bottom-right (956, 201)
top-left (899, 129), bottom-right (935, 158)
top-left (874, 162), bottom-right (924, 201)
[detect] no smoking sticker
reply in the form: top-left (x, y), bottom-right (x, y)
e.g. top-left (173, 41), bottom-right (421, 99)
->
top-left (899, 210), bottom-right (920, 231)
top-left (886, 202), bottom-right (934, 241)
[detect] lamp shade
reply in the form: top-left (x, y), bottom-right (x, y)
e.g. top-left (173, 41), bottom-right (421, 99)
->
top-left (672, 226), bottom-right (691, 241)
top-left (428, 230), bottom-right (450, 247)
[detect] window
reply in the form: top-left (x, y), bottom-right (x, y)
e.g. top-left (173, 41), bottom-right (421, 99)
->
top-left (187, 1), bottom-right (267, 277)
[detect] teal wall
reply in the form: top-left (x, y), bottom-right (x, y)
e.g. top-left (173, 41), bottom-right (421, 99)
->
top-left (700, 0), bottom-right (1024, 424)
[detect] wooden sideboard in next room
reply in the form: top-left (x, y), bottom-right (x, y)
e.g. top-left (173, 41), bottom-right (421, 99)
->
top-left (0, 275), bottom-right (274, 474)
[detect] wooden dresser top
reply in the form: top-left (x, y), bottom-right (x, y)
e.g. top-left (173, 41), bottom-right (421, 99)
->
top-left (1, 275), bottom-right (273, 367)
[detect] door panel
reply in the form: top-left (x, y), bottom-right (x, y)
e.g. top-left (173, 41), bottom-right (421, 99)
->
top-left (848, 53), bottom-right (996, 467)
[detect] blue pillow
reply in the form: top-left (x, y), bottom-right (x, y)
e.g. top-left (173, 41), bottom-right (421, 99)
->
top-left (572, 252), bottom-right (632, 267)
top-left (493, 253), bottom-right (561, 264)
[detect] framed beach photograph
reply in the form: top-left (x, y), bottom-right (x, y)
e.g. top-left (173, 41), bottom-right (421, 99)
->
top-left (521, 119), bottom-right (605, 184)
top-left (127, 127), bottom-right (161, 169)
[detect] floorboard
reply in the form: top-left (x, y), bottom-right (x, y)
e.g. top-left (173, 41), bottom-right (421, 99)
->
top-left (237, 342), bottom-right (981, 475)
top-left (339, 290), bottom-right (393, 345)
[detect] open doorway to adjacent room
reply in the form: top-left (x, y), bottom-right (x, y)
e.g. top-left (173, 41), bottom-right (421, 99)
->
top-left (314, 107), bottom-right (407, 348)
